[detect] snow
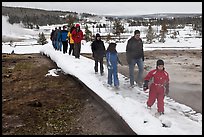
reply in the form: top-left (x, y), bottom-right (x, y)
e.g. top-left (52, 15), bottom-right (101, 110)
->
top-left (2, 15), bottom-right (202, 135)
top-left (45, 68), bottom-right (61, 77)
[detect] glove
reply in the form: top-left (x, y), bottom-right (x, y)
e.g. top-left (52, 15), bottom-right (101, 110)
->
top-left (143, 86), bottom-right (148, 91)
top-left (143, 80), bottom-right (149, 91)
top-left (108, 66), bottom-right (113, 70)
top-left (108, 65), bottom-right (113, 70)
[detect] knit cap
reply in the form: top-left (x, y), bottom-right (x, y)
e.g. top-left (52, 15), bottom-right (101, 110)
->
top-left (156, 59), bottom-right (164, 66)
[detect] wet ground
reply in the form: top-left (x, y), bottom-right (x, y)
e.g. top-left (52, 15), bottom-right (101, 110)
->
top-left (2, 53), bottom-right (135, 135)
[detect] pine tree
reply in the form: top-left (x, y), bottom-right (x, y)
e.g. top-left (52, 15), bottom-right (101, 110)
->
top-left (113, 19), bottom-right (125, 41)
top-left (146, 25), bottom-right (156, 44)
top-left (37, 32), bottom-right (48, 45)
top-left (84, 25), bottom-right (92, 42)
top-left (66, 14), bottom-right (77, 28)
top-left (106, 33), bottom-right (112, 42)
top-left (159, 21), bottom-right (168, 43)
top-left (159, 30), bottom-right (166, 43)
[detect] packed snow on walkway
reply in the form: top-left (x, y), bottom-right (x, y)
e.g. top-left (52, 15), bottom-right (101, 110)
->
top-left (39, 42), bottom-right (202, 135)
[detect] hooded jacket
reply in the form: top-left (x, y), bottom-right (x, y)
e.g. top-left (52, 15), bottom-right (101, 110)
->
top-left (91, 34), bottom-right (105, 59)
top-left (71, 24), bottom-right (83, 43)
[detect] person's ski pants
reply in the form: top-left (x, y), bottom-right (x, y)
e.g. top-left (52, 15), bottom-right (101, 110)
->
top-left (74, 43), bottom-right (81, 58)
top-left (147, 84), bottom-right (165, 113)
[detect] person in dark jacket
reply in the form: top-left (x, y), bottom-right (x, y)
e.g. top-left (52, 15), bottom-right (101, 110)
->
top-left (50, 28), bottom-right (55, 49)
top-left (91, 33), bottom-right (106, 75)
top-left (52, 27), bottom-right (59, 50)
top-left (61, 26), bottom-right (68, 54)
top-left (57, 27), bottom-right (62, 51)
top-left (126, 30), bottom-right (144, 88)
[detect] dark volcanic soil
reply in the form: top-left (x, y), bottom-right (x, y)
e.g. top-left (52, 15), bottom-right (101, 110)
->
top-left (2, 53), bottom-right (135, 135)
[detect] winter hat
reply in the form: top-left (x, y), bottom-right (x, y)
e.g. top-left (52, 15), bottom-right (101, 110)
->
top-left (63, 25), bottom-right (67, 29)
top-left (75, 24), bottom-right (80, 27)
top-left (156, 59), bottom-right (164, 66)
top-left (107, 42), bottom-right (117, 52)
top-left (96, 33), bottom-right (100, 37)
top-left (109, 42), bottom-right (117, 47)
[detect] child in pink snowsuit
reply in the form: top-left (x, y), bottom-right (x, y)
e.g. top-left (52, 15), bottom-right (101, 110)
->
top-left (143, 59), bottom-right (169, 114)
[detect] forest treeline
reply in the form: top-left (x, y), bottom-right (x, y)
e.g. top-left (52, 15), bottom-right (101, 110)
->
top-left (2, 6), bottom-right (202, 32)
top-left (2, 6), bottom-right (97, 28)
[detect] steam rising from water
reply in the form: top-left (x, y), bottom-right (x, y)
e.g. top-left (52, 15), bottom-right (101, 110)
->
top-left (2, 16), bottom-right (38, 42)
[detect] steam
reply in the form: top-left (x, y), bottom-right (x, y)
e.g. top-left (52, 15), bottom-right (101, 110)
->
top-left (2, 16), bottom-right (38, 42)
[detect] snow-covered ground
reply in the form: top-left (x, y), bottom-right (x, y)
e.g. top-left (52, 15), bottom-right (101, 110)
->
top-left (39, 42), bottom-right (202, 135)
top-left (2, 15), bottom-right (202, 135)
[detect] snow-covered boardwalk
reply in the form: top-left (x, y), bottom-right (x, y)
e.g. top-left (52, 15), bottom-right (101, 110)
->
top-left (40, 44), bottom-right (202, 135)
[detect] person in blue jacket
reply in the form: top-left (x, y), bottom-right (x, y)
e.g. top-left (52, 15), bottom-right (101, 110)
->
top-left (61, 26), bottom-right (68, 54)
top-left (106, 42), bottom-right (123, 89)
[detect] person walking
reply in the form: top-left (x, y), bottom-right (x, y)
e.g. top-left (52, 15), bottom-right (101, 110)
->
top-left (72, 24), bottom-right (83, 59)
top-left (57, 27), bottom-right (62, 51)
top-left (143, 59), bottom-right (170, 115)
top-left (68, 26), bottom-right (75, 56)
top-left (50, 28), bottom-right (56, 49)
top-left (126, 30), bottom-right (144, 88)
top-left (52, 27), bottom-right (59, 50)
top-left (106, 42), bottom-right (122, 89)
top-left (91, 33), bottom-right (106, 75)
top-left (61, 26), bottom-right (68, 54)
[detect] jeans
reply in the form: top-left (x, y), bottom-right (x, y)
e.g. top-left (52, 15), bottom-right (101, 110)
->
top-left (107, 64), bottom-right (119, 87)
top-left (53, 40), bottom-right (57, 50)
top-left (56, 41), bottom-right (62, 51)
top-left (128, 58), bottom-right (144, 86)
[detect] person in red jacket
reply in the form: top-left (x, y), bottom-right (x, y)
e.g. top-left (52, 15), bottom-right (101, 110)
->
top-left (143, 59), bottom-right (169, 115)
top-left (71, 24), bottom-right (84, 59)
